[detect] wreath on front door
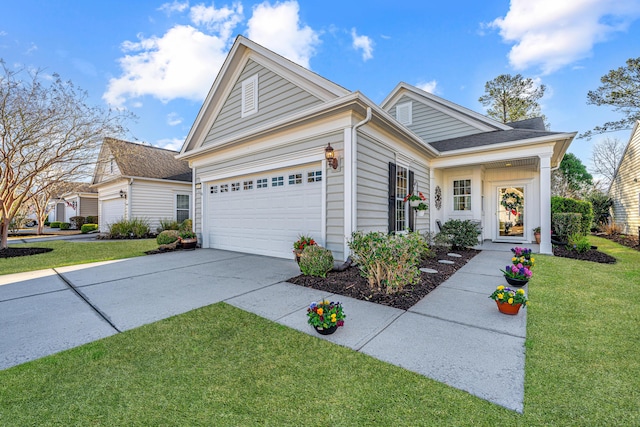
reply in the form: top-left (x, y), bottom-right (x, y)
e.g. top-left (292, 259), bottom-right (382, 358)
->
top-left (501, 191), bottom-right (523, 216)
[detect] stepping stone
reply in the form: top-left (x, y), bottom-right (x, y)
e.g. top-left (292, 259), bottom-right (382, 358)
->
top-left (438, 259), bottom-right (454, 265)
top-left (420, 268), bottom-right (438, 274)
top-left (447, 253), bottom-right (462, 258)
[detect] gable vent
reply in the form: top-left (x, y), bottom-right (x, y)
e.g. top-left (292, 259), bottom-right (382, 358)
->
top-left (241, 74), bottom-right (258, 117)
top-left (396, 101), bottom-right (412, 125)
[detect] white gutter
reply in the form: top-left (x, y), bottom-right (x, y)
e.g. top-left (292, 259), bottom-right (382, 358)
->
top-left (344, 107), bottom-right (372, 258)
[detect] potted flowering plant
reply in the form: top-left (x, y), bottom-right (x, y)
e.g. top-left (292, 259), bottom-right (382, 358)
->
top-left (511, 246), bottom-right (532, 259)
top-left (501, 263), bottom-right (532, 287)
top-left (403, 192), bottom-right (426, 207)
top-left (489, 285), bottom-right (529, 315)
top-left (178, 230), bottom-right (198, 250)
top-left (414, 202), bottom-right (428, 216)
top-left (307, 300), bottom-right (345, 335)
top-left (533, 227), bottom-right (541, 244)
top-left (293, 235), bottom-right (316, 263)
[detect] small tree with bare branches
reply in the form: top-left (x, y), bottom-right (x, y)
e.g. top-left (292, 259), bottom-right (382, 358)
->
top-left (0, 61), bottom-right (130, 248)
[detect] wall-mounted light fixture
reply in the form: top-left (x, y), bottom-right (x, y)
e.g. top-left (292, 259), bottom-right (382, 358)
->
top-left (325, 143), bottom-right (338, 170)
top-left (119, 189), bottom-right (127, 199)
top-left (634, 178), bottom-right (638, 183)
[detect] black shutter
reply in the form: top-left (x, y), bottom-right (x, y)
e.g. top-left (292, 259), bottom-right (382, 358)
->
top-left (408, 170), bottom-right (415, 232)
top-left (388, 162), bottom-right (396, 233)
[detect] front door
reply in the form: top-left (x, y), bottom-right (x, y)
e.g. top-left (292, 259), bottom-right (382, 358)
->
top-left (497, 186), bottom-right (525, 241)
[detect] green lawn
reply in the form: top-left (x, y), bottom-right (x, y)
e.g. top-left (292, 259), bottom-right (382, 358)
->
top-left (0, 236), bottom-right (638, 425)
top-left (1, 239), bottom-right (158, 275)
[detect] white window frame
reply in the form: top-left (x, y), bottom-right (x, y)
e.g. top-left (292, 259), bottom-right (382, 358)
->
top-left (453, 179), bottom-right (472, 211)
top-left (176, 194), bottom-right (190, 223)
top-left (241, 73), bottom-right (259, 118)
top-left (395, 164), bottom-right (409, 231)
top-left (396, 101), bottom-right (412, 125)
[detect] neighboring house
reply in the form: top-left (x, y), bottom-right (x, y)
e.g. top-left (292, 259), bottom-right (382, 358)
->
top-left (608, 120), bottom-right (640, 235)
top-left (48, 183), bottom-right (98, 223)
top-left (92, 138), bottom-right (192, 232)
top-left (177, 36), bottom-right (576, 260)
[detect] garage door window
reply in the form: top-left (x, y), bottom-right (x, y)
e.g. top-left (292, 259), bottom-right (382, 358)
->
top-left (257, 178), bottom-right (268, 188)
top-left (289, 173), bottom-right (303, 185)
top-left (307, 170), bottom-right (322, 182)
top-left (220, 184), bottom-right (229, 193)
top-left (244, 180), bottom-right (253, 190)
top-left (231, 182), bottom-right (240, 192)
top-left (272, 176), bottom-right (284, 187)
top-left (176, 194), bottom-right (190, 223)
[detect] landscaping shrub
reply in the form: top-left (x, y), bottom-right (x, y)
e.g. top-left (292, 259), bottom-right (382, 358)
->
top-left (179, 218), bottom-right (193, 232)
top-left (81, 224), bottom-right (98, 233)
top-left (50, 221), bottom-right (61, 228)
top-left (552, 213), bottom-right (582, 240)
top-left (587, 193), bottom-right (613, 230)
top-left (567, 232), bottom-right (591, 253)
top-left (434, 219), bottom-right (481, 249)
top-left (107, 218), bottom-right (151, 239)
top-left (299, 245), bottom-right (334, 278)
top-left (348, 230), bottom-right (429, 293)
top-left (157, 218), bottom-right (180, 233)
top-left (156, 230), bottom-right (179, 245)
top-left (70, 216), bottom-right (86, 229)
top-left (551, 196), bottom-right (593, 235)
top-left (59, 222), bottom-right (71, 230)
top-left (602, 221), bottom-right (624, 236)
top-left (85, 216), bottom-right (97, 224)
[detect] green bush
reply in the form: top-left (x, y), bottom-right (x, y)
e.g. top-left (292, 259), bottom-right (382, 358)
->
top-left (157, 230), bottom-right (180, 245)
top-left (179, 218), bottom-right (193, 232)
top-left (81, 224), bottom-right (98, 233)
top-left (551, 196), bottom-right (593, 235)
top-left (107, 218), bottom-right (151, 239)
top-left (567, 232), bottom-right (591, 253)
top-left (348, 230), bottom-right (429, 293)
top-left (50, 221), bottom-right (61, 228)
top-left (434, 219), bottom-right (481, 249)
top-left (85, 216), bottom-right (97, 224)
top-left (587, 193), bottom-right (613, 230)
top-left (157, 218), bottom-right (180, 233)
top-left (299, 245), bottom-right (334, 278)
top-left (70, 216), bottom-right (86, 229)
top-left (59, 222), bottom-right (71, 230)
top-left (552, 213), bottom-right (582, 240)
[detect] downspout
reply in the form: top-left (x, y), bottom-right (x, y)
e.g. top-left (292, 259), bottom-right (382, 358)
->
top-left (344, 106), bottom-right (372, 258)
top-left (128, 178), bottom-right (133, 220)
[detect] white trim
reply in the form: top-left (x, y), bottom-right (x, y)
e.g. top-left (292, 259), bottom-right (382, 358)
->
top-left (241, 73), bottom-right (258, 117)
top-left (493, 182), bottom-right (531, 243)
top-left (343, 127), bottom-right (353, 258)
top-left (199, 149), bottom-right (325, 183)
top-left (321, 159), bottom-right (328, 248)
top-left (539, 154), bottom-right (552, 254)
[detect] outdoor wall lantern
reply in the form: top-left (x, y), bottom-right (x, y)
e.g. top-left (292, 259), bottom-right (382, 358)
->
top-left (325, 143), bottom-right (338, 169)
top-left (119, 189), bottom-right (127, 199)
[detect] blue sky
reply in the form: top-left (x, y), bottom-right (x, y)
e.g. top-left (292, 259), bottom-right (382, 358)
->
top-left (2, 0), bottom-right (640, 176)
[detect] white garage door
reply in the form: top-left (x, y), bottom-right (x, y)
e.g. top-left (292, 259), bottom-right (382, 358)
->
top-left (206, 165), bottom-right (323, 258)
top-left (101, 198), bottom-right (125, 232)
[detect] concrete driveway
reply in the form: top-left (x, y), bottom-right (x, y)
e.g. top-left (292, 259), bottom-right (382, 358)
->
top-left (0, 250), bottom-right (301, 371)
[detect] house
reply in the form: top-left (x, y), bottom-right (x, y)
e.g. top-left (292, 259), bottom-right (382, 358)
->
top-left (177, 36), bottom-right (575, 260)
top-left (608, 120), bottom-right (640, 235)
top-left (47, 183), bottom-right (98, 224)
top-left (91, 138), bottom-right (192, 233)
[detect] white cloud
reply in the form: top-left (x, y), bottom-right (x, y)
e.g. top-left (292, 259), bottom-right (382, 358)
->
top-left (103, 3), bottom-right (243, 107)
top-left (416, 80), bottom-right (438, 94)
top-left (351, 28), bottom-right (374, 61)
top-left (155, 137), bottom-right (185, 151)
top-left (489, 0), bottom-right (640, 74)
top-left (167, 112), bottom-right (183, 126)
top-left (158, 1), bottom-right (189, 15)
top-left (246, 1), bottom-right (320, 69)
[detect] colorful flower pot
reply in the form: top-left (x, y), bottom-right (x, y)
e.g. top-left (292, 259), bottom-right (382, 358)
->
top-left (496, 301), bottom-right (522, 315)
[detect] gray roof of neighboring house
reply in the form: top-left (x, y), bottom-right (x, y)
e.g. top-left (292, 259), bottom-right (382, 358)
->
top-left (104, 138), bottom-right (192, 182)
top-left (506, 117), bottom-right (547, 131)
top-left (429, 129), bottom-right (562, 152)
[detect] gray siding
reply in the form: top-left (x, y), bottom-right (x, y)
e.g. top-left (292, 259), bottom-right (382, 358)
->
top-left (203, 60), bottom-right (323, 146)
top-left (389, 95), bottom-right (481, 144)
top-left (130, 180), bottom-right (192, 232)
top-left (356, 134), bottom-right (430, 235)
top-left (610, 126), bottom-right (640, 234)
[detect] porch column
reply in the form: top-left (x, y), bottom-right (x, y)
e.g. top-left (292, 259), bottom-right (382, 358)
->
top-left (539, 154), bottom-right (552, 254)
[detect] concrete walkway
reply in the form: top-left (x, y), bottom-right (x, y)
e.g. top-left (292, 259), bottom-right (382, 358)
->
top-left (0, 243), bottom-right (533, 412)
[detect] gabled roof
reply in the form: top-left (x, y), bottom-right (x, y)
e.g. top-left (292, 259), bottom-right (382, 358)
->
top-left (506, 117), bottom-right (547, 131)
top-left (96, 138), bottom-right (192, 183)
top-left (180, 35), bottom-right (351, 155)
top-left (380, 82), bottom-right (512, 133)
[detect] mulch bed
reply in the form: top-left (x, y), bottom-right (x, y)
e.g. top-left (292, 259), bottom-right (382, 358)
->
top-left (288, 247), bottom-right (479, 310)
top-left (595, 233), bottom-right (640, 252)
top-left (0, 247), bottom-right (53, 258)
top-left (552, 245), bottom-right (617, 264)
